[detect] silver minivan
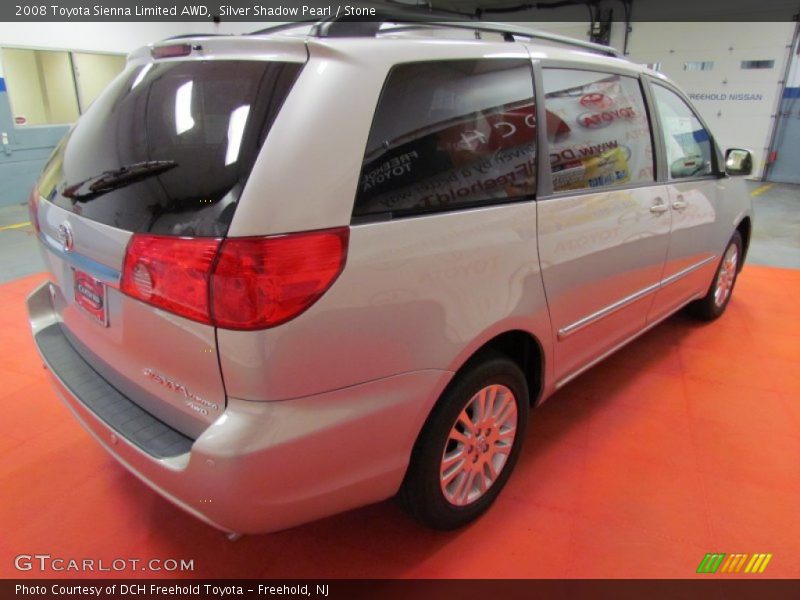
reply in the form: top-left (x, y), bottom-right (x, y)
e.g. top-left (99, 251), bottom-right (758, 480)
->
top-left (26, 20), bottom-right (753, 535)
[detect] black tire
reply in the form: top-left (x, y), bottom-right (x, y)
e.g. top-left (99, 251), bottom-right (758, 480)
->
top-left (399, 350), bottom-right (529, 530)
top-left (686, 230), bottom-right (743, 321)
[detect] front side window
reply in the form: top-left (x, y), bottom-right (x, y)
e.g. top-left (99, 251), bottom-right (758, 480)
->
top-left (542, 68), bottom-right (654, 193)
top-left (353, 59), bottom-right (536, 219)
top-left (651, 85), bottom-right (714, 179)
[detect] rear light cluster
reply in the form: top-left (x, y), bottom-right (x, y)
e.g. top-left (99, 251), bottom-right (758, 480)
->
top-left (121, 228), bottom-right (349, 330)
top-left (28, 185), bottom-right (41, 235)
top-left (122, 236), bottom-right (219, 323)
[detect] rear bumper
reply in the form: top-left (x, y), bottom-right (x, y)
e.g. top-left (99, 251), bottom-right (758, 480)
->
top-left (27, 281), bottom-right (451, 534)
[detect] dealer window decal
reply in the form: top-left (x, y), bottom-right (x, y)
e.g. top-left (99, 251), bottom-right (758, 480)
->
top-left (542, 69), bottom-right (654, 192)
top-left (354, 58), bottom-right (537, 218)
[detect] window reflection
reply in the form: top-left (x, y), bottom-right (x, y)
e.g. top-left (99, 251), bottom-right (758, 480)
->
top-left (225, 105), bottom-right (251, 166)
top-left (43, 60), bottom-right (303, 236)
top-left (354, 59), bottom-right (536, 219)
top-left (131, 63), bottom-right (152, 90)
top-left (652, 85), bottom-right (713, 179)
top-left (175, 80), bottom-right (195, 135)
top-left (542, 69), bottom-right (654, 192)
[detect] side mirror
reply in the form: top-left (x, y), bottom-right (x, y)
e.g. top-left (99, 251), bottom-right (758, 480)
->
top-left (725, 148), bottom-right (753, 176)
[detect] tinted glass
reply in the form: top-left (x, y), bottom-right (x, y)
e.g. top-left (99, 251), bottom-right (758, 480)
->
top-left (38, 60), bottom-right (302, 236)
top-left (542, 69), bottom-right (654, 192)
top-left (353, 59), bottom-right (536, 219)
top-left (651, 85), bottom-right (714, 179)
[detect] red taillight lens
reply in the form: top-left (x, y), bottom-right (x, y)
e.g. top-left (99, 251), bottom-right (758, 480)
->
top-left (28, 185), bottom-right (40, 235)
top-left (211, 228), bottom-right (349, 330)
top-left (121, 235), bottom-right (221, 324)
top-left (120, 228), bottom-right (349, 330)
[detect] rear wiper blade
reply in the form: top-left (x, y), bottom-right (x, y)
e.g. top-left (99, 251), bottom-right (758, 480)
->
top-left (89, 160), bottom-right (178, 193)
top-left (62, 160), bottom-right (178, 201)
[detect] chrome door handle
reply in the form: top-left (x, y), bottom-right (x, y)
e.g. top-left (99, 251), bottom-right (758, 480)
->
top-left (672, 200), bottom-right (688, 210)
top-left (650, 201), bottom-right (668, 214)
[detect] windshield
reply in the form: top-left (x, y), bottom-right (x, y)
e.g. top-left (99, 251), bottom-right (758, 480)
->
top-left (38, 59), bottom-right (303, 236)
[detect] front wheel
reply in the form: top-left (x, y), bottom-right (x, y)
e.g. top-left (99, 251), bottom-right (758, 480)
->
top-left (399, 351), bottom-right (529, 529)
top-left (687, 230), bottom-right (743, 321)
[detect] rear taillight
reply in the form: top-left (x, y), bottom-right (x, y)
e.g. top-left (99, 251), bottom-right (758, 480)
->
top-left (28, 185), bottom-right (40, 235)
top-left (120, 227), bottom-right (349, 330)
top-left (211, 228), bottom-right (349, 330)
top-left (121, 235), bottom-right (221, 325)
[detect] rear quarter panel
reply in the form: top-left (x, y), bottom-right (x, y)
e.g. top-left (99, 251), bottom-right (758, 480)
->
top-left (220, 38), bottom-right (554, 402)
top-left (218, 202), bottom-right (552, 401)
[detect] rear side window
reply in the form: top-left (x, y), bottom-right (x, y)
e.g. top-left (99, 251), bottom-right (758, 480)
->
top-left (651, 85), bottom-right (714, 179)
top-left (353, 59), bottom-right (536, 220)
top-left (38, 59), bottom-right (302, 236)
top-left (542, 68), bottom-right (654, 193)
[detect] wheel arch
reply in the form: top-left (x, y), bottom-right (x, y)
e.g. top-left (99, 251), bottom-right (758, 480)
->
top-left (474, 330), bottom-right (545, 406)
top-left (441, 329), bottom-right (546, 409)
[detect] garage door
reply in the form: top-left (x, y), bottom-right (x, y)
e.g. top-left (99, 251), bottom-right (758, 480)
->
top-left (767, 33), bottom-right (800, 184)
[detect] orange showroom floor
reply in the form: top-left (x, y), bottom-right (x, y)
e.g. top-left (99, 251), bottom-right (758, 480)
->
top-left (0, 266), bottom-right (798, 579)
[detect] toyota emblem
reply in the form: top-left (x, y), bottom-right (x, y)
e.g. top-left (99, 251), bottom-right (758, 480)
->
top-left (56, 222), bottom-right (74, 253)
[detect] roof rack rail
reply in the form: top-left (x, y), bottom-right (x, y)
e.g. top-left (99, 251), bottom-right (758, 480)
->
top-left (250, 3), bottom-right (458, 38)
top-left (307, 14), bottom-right (620, 58)
top-left (162, 33), bottom-right (228, 41)
top-left (249, 21), bottom-right (318, 36)
top-left (386, 22), bottom-right (620, 57)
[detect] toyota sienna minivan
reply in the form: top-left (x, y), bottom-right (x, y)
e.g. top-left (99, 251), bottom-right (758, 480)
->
top-left (26, 19), bottom-right (754, 535)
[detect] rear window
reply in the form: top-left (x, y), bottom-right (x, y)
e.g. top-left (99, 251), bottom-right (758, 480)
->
top-left (353, 59), bottom-right (536, 220)
top-left (38, 59), bottom-right (302, 236)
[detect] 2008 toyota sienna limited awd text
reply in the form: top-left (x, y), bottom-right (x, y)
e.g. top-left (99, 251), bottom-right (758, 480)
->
top-left (26, 19), bottom-right (754, 535)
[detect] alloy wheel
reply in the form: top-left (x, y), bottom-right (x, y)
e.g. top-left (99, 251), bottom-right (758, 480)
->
top-left (439, 384), bottom-right (518, 506)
